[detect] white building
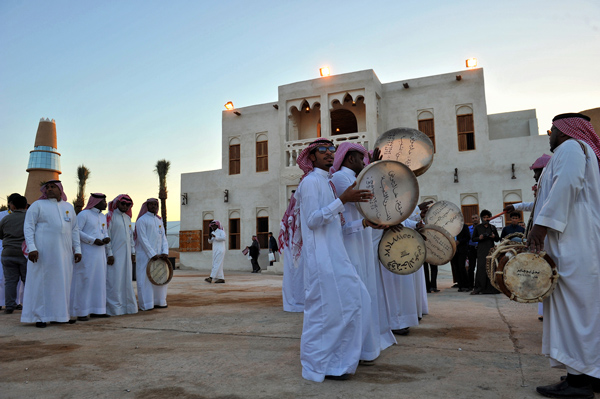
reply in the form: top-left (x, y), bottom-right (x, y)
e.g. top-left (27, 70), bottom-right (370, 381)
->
top-left (180, 68), bottom-right (549, 271)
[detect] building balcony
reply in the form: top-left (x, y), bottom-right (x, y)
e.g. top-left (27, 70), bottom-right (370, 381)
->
top-left (285, 132), bottom-right (370, 167)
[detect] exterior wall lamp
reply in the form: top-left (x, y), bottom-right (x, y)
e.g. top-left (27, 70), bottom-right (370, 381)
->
top-left (181, 193), bottom-right (188, 205)
top-left (511, 163), bottom-right (517, 179)
top-left (454, 168), bottom-right (459, 183)
top-left (320, 66), bottom-right (330, 77)
top-left (224, 189), bottom-right (229, 203)
top-left (456, 75), bottom-right (462, 81)
top-left (225, 102), bottom-right (241, 116)
top-left (466, 58), bottom-right (478, 68)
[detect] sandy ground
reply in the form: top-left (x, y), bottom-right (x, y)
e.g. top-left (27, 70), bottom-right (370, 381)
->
top-left (0, 265), bottom-right (573, 399)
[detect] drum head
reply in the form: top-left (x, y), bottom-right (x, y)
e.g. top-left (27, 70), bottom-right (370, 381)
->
top-left (424, 200), bottom-right (464, 237)
top-left (146, 258), bottom-right (174, 286)
top-left (378, 227), bottom-right (426, 275)
top-left (420, 225), bottom-right (457, 265)
top-left (374, 128), bottom-right (434, 176)
top-left (355, 160), bottom-right (419, 226)
top-left (499, 252), bottom-right (558, 302)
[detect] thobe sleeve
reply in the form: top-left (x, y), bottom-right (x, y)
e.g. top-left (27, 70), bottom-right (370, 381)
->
top-left (71, 209), bottom-right (81, 254)
top-left (535, 142), bottom-right (586, 233)
top-left (137, 218), bottom-right (157, 258)
top-left (332, 172), bottom-right (363, 235)
top-left (342, 219), bottom-right (364, 235)
top-left (213, 229), bottom-right (226, 242)
top-left (402, 218), bottom-right (419, 229)
top-left (408, 205), bottom-right (421, 222)
top-left (129, 221), bottom-right (135, 255)
top-left (513, 202), bottom-right (534, 212)
top-left (77, 212), bottom-right (96, 245)
top-left (160, 222), bottom-right (169, 255)
top-left (300, 177), bottom-right (345, 231)
top-left (24, 203), bottom-right (40, 252)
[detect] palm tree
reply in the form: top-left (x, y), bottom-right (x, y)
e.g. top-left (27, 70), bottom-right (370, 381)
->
top-left (155, 159), bottom-right (170, 230)
top-left (73, 165), bottom-right (90, 214)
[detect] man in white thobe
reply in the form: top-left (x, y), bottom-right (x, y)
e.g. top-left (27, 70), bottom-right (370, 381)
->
top-left (295, 138), bottom-right (373, 382)
top-left (0, 208), bottom-right (8, 311)
top-left (279, 192), bottom-right (304, 313)
top-left (331, 142), bottom-right (396, 360)
top-left (205, 220), bottom-right (226, 284)
top-left (134, 198), bottom-right (169, 310)
top-left (71, 193), bottom-right (112, 320)
top-left (22, 180), bottom-right (81, 328)
top-left (106, 195), bottom-right (138, 316)
top-left (528, 113), bottom-right (600, 398)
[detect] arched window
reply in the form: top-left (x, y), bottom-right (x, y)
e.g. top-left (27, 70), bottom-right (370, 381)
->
top-left (229, 137), bottom-right (241, 175)
top-left (503, 191), bottom-right (523, 224)
top-left (418, 110), bottom-right (435, 153)
top-left (461, 194), bottom-right (479, 225)
top-left (202, 213), bottom-right (214, 250)
top-left (256, 209), bottom-right (269, 249)
top-left (256, 133), bottom-right (268, 172)
top-left (229, 210), bottom-right (241, 250)
top-left (456, 105), bottom-right (475, 151)
top-left (331, 109), bottom-right (358, 135)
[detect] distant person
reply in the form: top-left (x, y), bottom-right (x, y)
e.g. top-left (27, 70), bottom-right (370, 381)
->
top-left (0, 205), bottom-right (9, 311)
top-left (249, 235), bottom-right (261, 273)
top-left (466, 214), bottom-right (479, 291)
top-left (470, 209), bottom-right (499, 295)
top-left (71, 193), bottom-right (111, 321)
top-left (134, 199), bottom-right (169, 310)
top-left (452, 223), bottom-right (472, 292)
top-left (22, 181), bottom-right (81, 328)
top-left (106, 195), bottom-right (138, 316)
top-left (205, 221), bottom-right (225, 283)
top-left (500, 212), bottom-right (525, 239)
top-left (268, 232), bottom-right (278, 266)
top-left (279, 193), bottom-right (304, 312)
top-left (0, 194), bottom-right (28, 314)
top-left (423, 263), bottom-right (439, 293)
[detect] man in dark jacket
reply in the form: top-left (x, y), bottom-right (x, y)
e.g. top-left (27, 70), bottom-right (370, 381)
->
top-left (268, 232), bottom-right (278, 266)
top-left (249, 235), bottom-right (261, 273)
top-left (451, 223), bottom-right (471, 292)
top-left (470, 209), bottom-right (500, 295)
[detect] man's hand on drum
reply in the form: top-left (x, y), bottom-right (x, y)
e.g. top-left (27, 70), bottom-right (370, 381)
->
top-left (339, 182), bottom-right (373, 204)
top-left (527, 224), bottom-right (547, 253)
top-left (503, 204), bottom-right (515, 213)
top-left (369, 147), bottom-right (382, 164)
top-left (364, 219), bottom-right (386, 229)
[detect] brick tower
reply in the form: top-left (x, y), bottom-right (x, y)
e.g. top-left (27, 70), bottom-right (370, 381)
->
top-left (24, 118), bottom-right (62, 204)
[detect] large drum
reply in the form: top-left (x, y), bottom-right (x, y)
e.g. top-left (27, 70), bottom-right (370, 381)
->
top-left (423, 200), bottom-right (464, 237)
top-left (146, 258), bottom-right (174, 286)
top-left (378, 226), bottom-right (426, 275)
top-left (420, 225), bottom-right (457, 265)
top-left (355, 160), bottom-right (419, 226)
top-left (487, 234), bottom-right (558, 303)
top-left (373, 127), bottom-right (435, 176)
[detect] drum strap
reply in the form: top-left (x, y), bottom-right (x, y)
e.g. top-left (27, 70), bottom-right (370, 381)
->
top-left (525, 139), bottom-right (589, 238)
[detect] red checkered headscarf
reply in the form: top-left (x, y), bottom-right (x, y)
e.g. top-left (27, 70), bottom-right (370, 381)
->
top-left (83, 193), bottom-right (106, 211)
top-left (39, 180), bottom-right (67, 201)
top-left (296, 138), bottom-right (335, 180)
top-left (106, 194), bottom-right (133, 228)
top-left (278, 192), bottom-right (299, 256)
top-left (329, 142), bottom-right (367, 174)
top-left (209, 220), bottom-right (222, 230)
top-left (530, 154), bottom-right (551, 170)
top-left (552, 113), bottom-right (600, 163)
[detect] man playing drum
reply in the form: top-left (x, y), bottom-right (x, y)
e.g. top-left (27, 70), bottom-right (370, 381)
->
top-left (294, 138), bottom-right (373, 382)
top-left (528, 113), bottom-right (600, 398)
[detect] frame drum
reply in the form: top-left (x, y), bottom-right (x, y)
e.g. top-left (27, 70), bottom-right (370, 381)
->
top-left (420, 225), bottom-right (457, 265)
top-left (374, 128), bottom-right (435, 176)
top-left (146, 258), bottom-right (174, 286)
top-left (423, 200), bottom-right (464, 237)
top-left (487, 235), bottom-right (558, 303)
top-left (378, 226), bottom-right (426, 275)
top-left (355, 160), bottom-right (419, 226)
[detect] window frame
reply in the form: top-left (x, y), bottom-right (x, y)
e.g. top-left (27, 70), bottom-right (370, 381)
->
top-left (202, 219), bottom-right (213, 251)
top-left (457, 113), bottom-right (476, 151)
top-left (229, 218), bottom-right (241, 250)
top-left (229, 144), bottom-right (240, 175)
top-left (418, 118), bottom-right (436, 153)
top-left (256, 216), bottom-right (269, 249)
top-left (256, 140), bottom-right (268, 172)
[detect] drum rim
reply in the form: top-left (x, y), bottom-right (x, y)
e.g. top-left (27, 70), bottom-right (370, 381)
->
top-left (420, 224), bottom-right (457, 265)
top-left (423, 200), bottom-right (465, 237)
top-left (355, 159), bottom-right (420, 226)
top-left (146, 258), bottom-right (174, 286)
top-left (374, 127), bottom-right (434, 177)
top-left (377, 226), bottom-right (426, 275)
top-left (495, 247), bottom-right (558, 303)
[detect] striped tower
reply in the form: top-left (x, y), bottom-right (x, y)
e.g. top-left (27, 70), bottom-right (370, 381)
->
top-left (24, 118), bottom-right (62, 204)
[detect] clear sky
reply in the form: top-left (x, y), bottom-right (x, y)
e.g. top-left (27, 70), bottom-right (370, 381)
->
top-left (1, 0), bottom-right (598, 221)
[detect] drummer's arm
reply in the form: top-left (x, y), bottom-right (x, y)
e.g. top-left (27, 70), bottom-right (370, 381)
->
top-left (342, 218), bottom-right (365, 235)
top-left (137, 219), bottom-right (157, 259)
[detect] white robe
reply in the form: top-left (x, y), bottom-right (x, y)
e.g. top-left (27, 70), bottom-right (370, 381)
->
top-left (208, 228), bottom-right (226, 279)
top-left (297, 168), bottom-right (371, 382)
top-left (0, 210), bottom-right (7, 307)
top-left (513, 202), bottom-right (534, 212)
top-left (135, 212), bottom-right (169, 310)
top-left (106, 209), bottom-right (138, 316)
top-left (535, 140), bottom-right (600, 378)
top-left (70, 208), bottom-right (110, 317)
top-left (21, 199), bottom-right (81, 323)
top-left (282, 219), bottom-right (304, 313)
top-left (332, 167), bottom-right (395, 358)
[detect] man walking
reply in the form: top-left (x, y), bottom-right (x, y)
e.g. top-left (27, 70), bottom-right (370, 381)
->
top-left (205, 221), bottom-right (226, 283)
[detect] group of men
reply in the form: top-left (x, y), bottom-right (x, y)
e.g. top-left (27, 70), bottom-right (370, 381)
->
top-left (277, 112), bottom-right (599, 398)
top-left (1, 181), bottom-right (170, 328)
top-left (278, 138), bottom-right (429, 382)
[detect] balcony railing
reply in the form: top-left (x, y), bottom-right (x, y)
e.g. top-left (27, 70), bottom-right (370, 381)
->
top-left (285, 132), bottom-right (370, 167)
